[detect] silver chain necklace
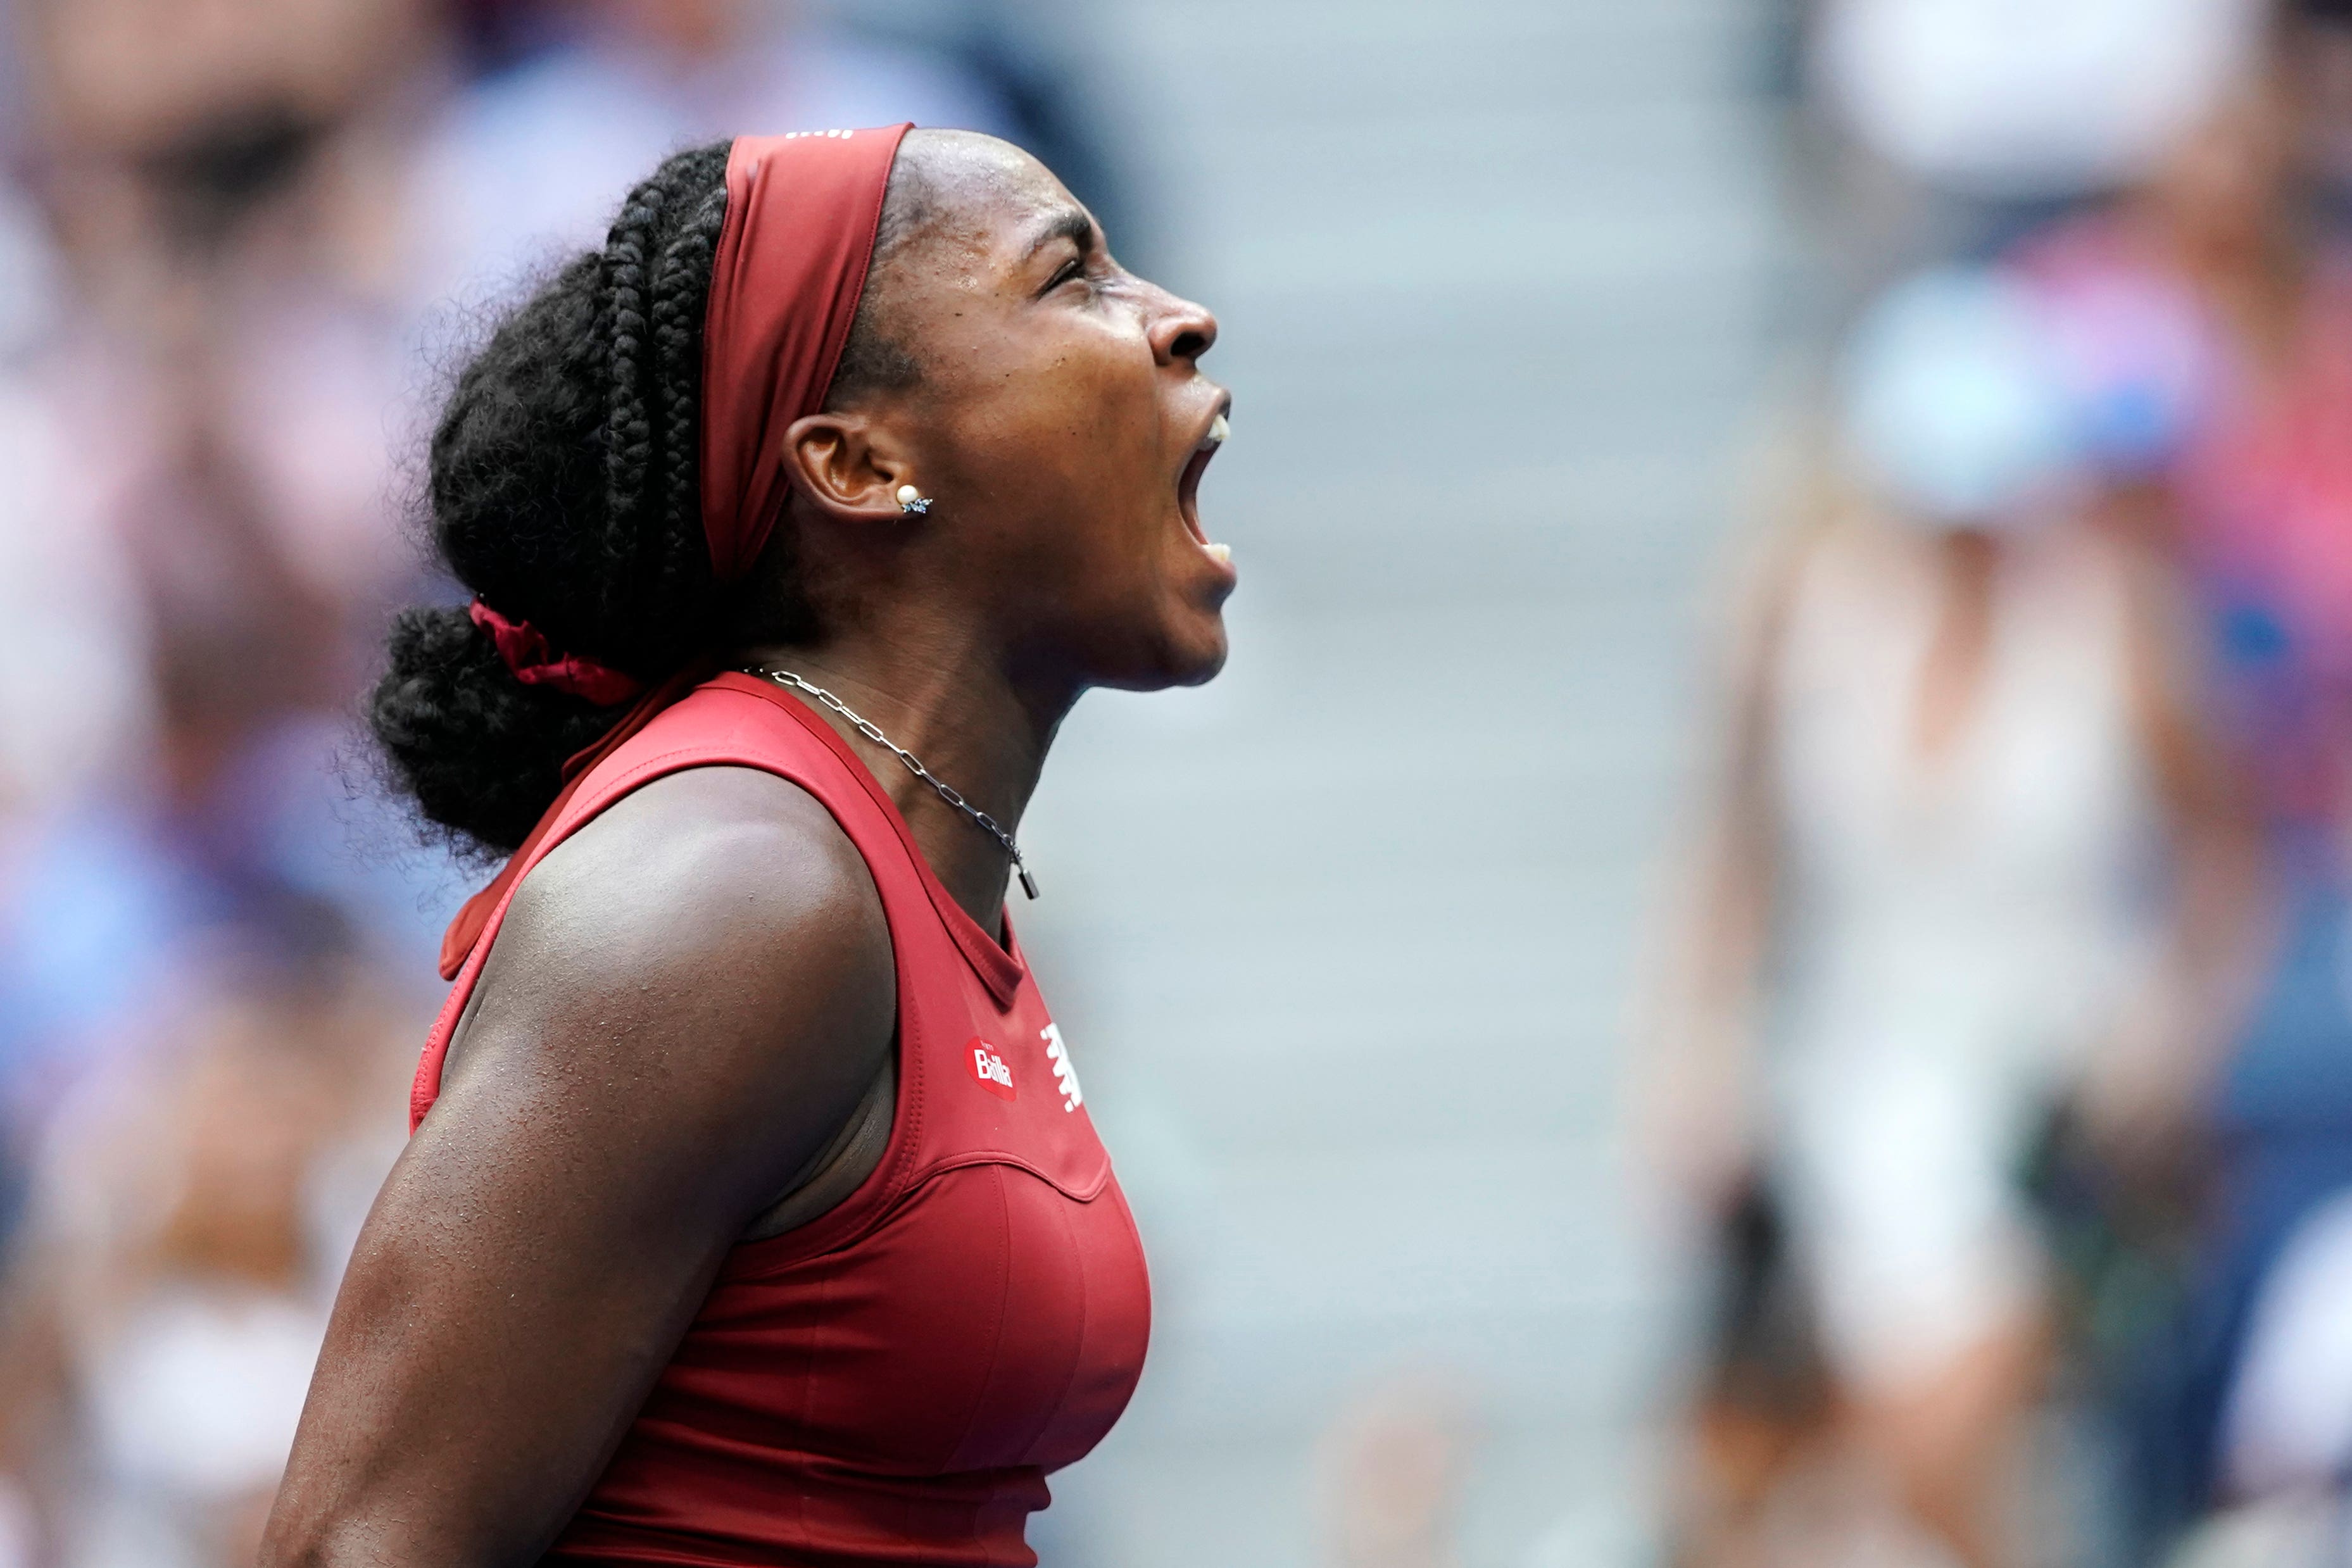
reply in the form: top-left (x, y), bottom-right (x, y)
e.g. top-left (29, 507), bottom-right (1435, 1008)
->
top-left (746, 667), bottom-right (1038, 900)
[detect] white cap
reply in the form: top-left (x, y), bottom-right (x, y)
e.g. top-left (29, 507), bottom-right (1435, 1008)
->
top-left (1840, 265), bottom-right (2081, 530)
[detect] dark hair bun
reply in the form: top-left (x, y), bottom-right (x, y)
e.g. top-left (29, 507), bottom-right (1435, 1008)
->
top-left (371, 603), bottom-right (613, 853)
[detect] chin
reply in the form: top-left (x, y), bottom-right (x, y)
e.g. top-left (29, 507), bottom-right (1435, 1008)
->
top-left (1097, 612), bottom-right (1229, 693)
top-left (1163, 575), bottom-right (1236, 684)
top-left (1167, 635), bottom-right (1229, 688)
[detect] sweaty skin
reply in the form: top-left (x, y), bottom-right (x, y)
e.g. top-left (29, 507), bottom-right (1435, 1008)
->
top-left (260, 132), bottom-right (1228, 1567)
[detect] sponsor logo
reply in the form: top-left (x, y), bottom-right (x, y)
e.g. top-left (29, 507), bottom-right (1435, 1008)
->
top-left (1041, 1023), bottom-right (1083, 1113)
top-left (968, 1039), bottom-right (1016, 1101)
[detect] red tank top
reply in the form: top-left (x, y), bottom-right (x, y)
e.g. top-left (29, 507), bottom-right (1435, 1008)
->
top-left (410, 673), bottom-right (1152, 1565)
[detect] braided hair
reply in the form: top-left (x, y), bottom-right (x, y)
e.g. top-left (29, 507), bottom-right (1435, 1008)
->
top-left (370, 139), bottom-right (930, 854)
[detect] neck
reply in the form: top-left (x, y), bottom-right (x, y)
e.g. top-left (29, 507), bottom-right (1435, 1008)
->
top-left (733, 623), bottom-right (1072, 936)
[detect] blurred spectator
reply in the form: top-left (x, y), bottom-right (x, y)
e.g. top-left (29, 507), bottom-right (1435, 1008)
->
top-left (1993, 12), bottom-right (2352, 1554)
top-left (0, 0), bottom-right (457, 1314)
top-left (1645, 264), bottom-right (2258, 1568)
top-left (1814, 0), bottom-right (2263, 203)
top-left (1794, 0), bottom-right (2267, 299)
top-left (0, 928), bottom-right (412, 1568)
top-left (2, 0), bottom-right (454, 817)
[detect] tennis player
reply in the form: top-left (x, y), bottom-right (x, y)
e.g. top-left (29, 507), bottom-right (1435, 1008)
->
top-left (261, 123), bottom-right (1233, 1566)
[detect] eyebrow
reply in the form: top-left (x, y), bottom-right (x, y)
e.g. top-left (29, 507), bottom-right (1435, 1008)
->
top-left (1022, 206), bottom-right (1097, 264)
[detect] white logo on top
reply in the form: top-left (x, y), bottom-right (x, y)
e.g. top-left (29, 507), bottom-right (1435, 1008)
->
top-left (1041, 1024), bottom-right (1083, 1113)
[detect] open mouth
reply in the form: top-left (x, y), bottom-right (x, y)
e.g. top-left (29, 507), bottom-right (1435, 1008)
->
top-left (1177, 409), bottom-right (1231, 564)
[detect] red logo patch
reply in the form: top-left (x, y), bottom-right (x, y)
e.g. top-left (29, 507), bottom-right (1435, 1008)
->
top-left (967, 1038), bottom-right (1016, 1101)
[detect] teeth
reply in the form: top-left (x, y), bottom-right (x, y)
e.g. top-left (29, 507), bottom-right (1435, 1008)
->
top-left (1201, 413), bottom-right (1229, 451)
top-left (1204, 542), bottom-right (1231, 565)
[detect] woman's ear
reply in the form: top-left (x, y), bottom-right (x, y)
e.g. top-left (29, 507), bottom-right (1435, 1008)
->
top-left (781, 412), bottom-right (914, 522)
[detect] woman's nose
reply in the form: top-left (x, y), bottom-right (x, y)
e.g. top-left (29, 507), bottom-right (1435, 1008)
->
top-left (1148, 289), bottom-right (1218, 367)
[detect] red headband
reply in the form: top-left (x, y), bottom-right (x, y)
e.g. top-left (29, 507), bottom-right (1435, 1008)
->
top-left (701, 124), bottom-right (913, 582)
top-left (443, 125), bottom-right (912, 980)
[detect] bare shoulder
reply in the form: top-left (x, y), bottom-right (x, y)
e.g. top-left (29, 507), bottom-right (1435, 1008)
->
top-left (498, 765), bottom-right (887, 985)
top-left (431, 765), bottom-right (895, 1222)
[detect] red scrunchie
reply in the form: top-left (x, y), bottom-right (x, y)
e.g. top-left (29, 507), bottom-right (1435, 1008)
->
top-left (468, 601), bottom-right (646, 707)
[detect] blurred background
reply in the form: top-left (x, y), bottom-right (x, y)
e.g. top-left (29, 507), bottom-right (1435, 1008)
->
top-left (4, 0), bottom-right (2352, 1565)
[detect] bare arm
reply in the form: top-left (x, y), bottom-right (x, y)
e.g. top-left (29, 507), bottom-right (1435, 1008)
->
top-left (259, 767), bottom-right (895, 1568)
top-left (2086, 538), bottom-right (2270, 1159)
top-left (1636, 518), bottom-right (1812, 1209)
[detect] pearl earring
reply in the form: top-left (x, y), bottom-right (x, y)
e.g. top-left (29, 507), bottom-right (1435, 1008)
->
top-left (895, 484), bottom-right (933, 516)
